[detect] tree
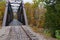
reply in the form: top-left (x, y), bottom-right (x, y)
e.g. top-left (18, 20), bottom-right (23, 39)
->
top-left (44, 0), bottom-right (60, 37)
top-left (32, 0), bottom-right (46, 27)
top-left (0, 1), bottom-right (6, 26)
top-left (25, 0), bottom-right (46, 28)
top-left (25, 3), bottom-right (35, 25)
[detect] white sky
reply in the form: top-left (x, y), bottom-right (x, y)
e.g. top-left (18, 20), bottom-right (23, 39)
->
top-left (23, 0), bottom-right (33, 3)
top-left (9, 0), bottom-right (33, 3)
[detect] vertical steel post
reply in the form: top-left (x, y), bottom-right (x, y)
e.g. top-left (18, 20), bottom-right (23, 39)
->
top-left (22, 0), bottom-right (28, 26)
top-left (2, 3), bottom-right (8, 26)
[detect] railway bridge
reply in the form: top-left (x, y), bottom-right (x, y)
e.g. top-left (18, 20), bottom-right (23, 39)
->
top-left (0, 0), bottom-right (38, 40)
top-left (2, 0), bottom-right (28, 26)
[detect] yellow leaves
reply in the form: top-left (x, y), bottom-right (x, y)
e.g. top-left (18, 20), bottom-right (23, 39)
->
top-left (0, 1), bottom-right (6, 26)
top-left (25, 2), bottom-right (46, 28)
top-left (0, 21), bottom-right (2, 26)
top-left (39, 8), bottom-right (47, 14)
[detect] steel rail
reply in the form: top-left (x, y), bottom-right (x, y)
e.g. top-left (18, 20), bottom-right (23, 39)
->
top-left (20, 23), bottom-right (32, 40)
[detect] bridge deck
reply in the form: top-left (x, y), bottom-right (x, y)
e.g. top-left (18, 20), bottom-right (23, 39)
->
top-left (9, 19), bottom-right (21, 26)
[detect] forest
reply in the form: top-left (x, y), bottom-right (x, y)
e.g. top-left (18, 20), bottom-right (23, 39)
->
top-left (25, 0), bottom-right (60, 39)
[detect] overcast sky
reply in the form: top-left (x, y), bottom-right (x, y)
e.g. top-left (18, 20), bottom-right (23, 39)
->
top-left (9, 0), bottom-right (33, 3)
top-left (23, 0), bottom-right (33, 3)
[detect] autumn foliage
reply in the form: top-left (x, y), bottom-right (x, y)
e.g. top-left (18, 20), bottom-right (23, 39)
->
top-left (0, 1), bottom-right (6, 26)
top-left (25, 2), bottom-right (46, 28)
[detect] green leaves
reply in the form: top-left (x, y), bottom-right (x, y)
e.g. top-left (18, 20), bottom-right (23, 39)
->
top-left (55, 30), bottom-right (60, 39)
top-left (44, 0), bottom-right (60, 37)
top-left (55, 4), bottom-right (60, 10)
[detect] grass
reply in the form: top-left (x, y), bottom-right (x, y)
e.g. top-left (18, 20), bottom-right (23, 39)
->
top-left (30, 25), bottom-right (44, 34)
top-left (30, 25), bottom-right (57, 40)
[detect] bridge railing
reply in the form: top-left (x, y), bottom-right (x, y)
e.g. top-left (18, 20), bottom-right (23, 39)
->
top-left (2, 2), bottom-right (13, 26)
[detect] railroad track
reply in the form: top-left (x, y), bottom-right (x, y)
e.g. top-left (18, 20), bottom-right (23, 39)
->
top-left (5, 26), bottom-right (34, 40)
top-left (20, 24), bottom-right (32, 40)
top-left (8, 19), bottom-right (34, 40)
